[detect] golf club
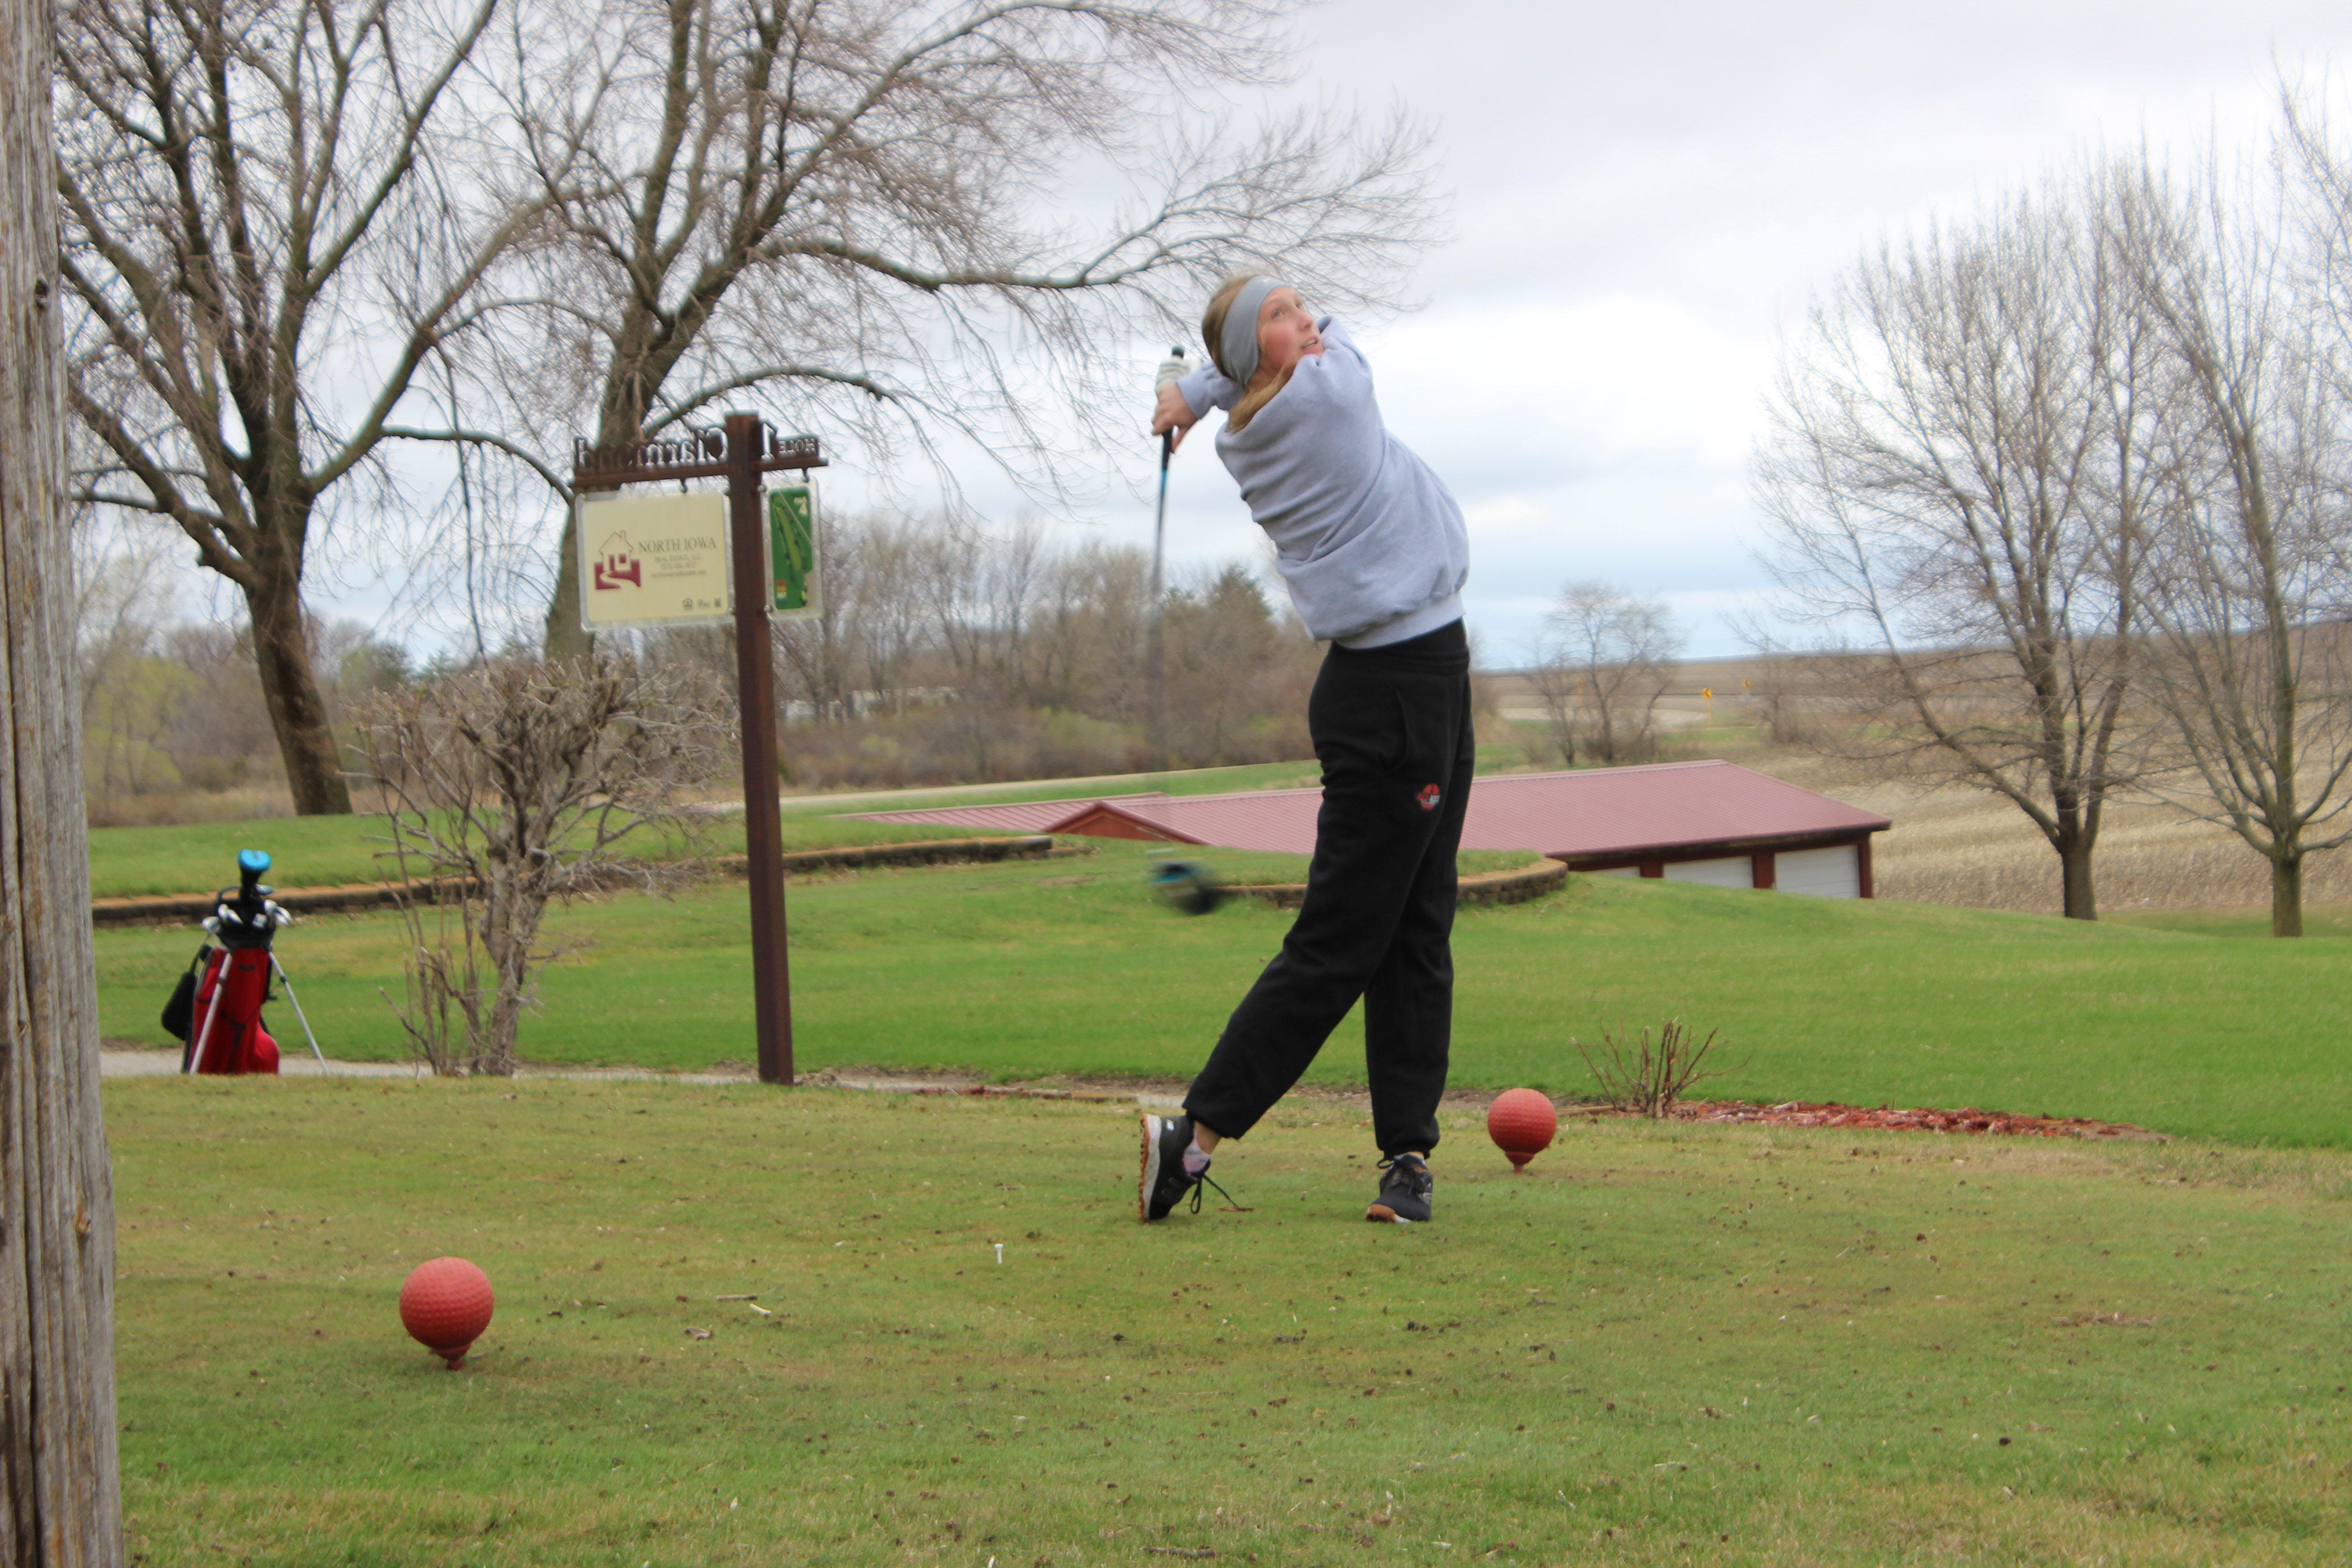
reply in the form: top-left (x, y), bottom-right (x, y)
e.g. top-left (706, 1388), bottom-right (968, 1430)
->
top-left (1147, 346), bottom-right (1186, 771)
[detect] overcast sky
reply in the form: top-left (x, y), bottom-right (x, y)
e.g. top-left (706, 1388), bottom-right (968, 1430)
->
top-left (1054, 0), bottom-right (2352, 662)
top-left (271, 0), bottom-right (2352, 662)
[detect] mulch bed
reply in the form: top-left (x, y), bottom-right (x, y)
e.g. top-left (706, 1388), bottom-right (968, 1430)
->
top-left (1665, 1099), bottom-right (2164, 1141)
top-left (813, 1071), bottom-right (2166, 1142)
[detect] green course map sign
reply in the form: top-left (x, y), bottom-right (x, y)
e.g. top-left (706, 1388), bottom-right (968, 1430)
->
top-left (769, 484), bottom-right (821, 620)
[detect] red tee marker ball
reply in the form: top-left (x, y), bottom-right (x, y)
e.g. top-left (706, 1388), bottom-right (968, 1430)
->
top-left (400, 1257), bottom-right (495, 1370)
top-left (1487, 1088), bottom-right (1558, 1174)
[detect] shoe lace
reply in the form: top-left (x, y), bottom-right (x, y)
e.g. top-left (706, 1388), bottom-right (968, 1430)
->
top-left (1187, 1169), bottom-right (1252, 1214)
top-left (1377, 1155), bottom-right (1431, 1194)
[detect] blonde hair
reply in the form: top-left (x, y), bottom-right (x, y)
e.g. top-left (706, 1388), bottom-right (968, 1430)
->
top-left (1201, 272), bottom-right (1296, 434)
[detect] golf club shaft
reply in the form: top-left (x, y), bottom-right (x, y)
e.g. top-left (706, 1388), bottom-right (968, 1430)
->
top-left (1148, 442), bottom-right (1170, 770)
top-left (1147, 350), bottom-right (1182, 774)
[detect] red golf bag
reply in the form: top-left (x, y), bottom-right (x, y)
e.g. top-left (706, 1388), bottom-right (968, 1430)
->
top-left (176, 944), bottom-right (282, 1075)
top-left (161, 849), bottom-right (298, 1075)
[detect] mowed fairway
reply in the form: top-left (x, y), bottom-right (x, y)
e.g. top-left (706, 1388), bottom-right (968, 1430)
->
top-left (108, 1078), bottom-right (2350, 1566)
top-left (94, 841), bottom-right (2352, 1147)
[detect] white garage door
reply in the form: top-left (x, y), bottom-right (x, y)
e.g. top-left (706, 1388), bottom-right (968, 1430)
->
top-left (1662, 856), bottom-right (1754, 890)
top-left (1777, 844), bottom-right (1861, 898)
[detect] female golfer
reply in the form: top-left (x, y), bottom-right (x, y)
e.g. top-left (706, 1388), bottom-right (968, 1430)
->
top-left (1139, 274), bottom-right (1473, 1225)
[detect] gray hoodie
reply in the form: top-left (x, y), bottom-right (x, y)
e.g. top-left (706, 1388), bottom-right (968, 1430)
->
top-left (1178, 318), bottom-right (1469, 648)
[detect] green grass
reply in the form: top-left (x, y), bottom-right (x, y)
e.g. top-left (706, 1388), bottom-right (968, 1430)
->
top-left (2107, 905), bottom-right (2352, 940)
top-left (93, 849), bottom-right (2352, 1148)
top-left (107, 1077), bottom-right (2352, 1565)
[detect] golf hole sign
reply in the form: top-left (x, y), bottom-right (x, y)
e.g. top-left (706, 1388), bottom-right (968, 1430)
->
top-left (577, 492), bottom-right (732, 630)
top-left (769, 483), bottom-right (821, 619)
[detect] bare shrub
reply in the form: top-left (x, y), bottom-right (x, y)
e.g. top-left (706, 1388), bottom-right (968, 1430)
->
top-left (1573, 1019), bottom-right (1728, 1118)
top-left (352, 658), bottom-right (727, 1075)
top-left (1740, 642), bottom-right (1826, 749)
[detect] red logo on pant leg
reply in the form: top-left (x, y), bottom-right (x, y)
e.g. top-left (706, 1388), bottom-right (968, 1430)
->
top-left (1416, 783), bottom-right (1441, 811)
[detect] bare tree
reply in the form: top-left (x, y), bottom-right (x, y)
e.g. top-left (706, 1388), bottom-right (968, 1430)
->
top-left (55, 0), bottom-right (564, 813)
top-left (2, 0), bottom-right (126, 1545)
top-left (1030, 538), bottom-right (1149, 717)
top-left (353, 657), bottom-right (727, 1073)
top-left (1164, 561), bottom-right (1305, 764)
top-left (772, 515), bottom-right (866, 721)
top-left (470, 0), bottom-right (1440, 659)
top-left (851, 516), bottom-right (932, 716)
top-left (2112, 147), bottom-right (2352, 938)
top-left (1526, 581), bottom-right (1683, 767)
top-left (69, 517), bottom-right (188, 802)
top-left (1755, 176), bottom-right (2157, 919)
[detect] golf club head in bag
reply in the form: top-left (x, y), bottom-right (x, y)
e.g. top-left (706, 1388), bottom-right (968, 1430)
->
top-left (1148, 858), bottom-right (1225, 917)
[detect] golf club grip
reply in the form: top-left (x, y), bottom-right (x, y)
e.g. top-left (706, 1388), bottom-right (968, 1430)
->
top-left (1153, 348), bottom-right (1186, 470)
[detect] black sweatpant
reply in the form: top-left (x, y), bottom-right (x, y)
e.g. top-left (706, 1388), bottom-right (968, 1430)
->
top-left (1183, 619), bottom-right (1475, 1157)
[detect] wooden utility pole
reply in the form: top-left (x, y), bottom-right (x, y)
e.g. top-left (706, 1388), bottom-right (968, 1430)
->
top-left (0, 0), bottom-right (127, 1550)
top-left (572, 420), bottom-right (821, 1084)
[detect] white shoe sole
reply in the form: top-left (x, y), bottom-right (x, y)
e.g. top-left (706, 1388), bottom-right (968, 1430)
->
top-left (1138, 1113), bottom-right (1166, 1222)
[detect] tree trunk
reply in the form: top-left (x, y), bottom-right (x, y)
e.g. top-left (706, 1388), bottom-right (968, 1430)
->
top-left (543, 518), bottom-right (592, 663)
top-left (2050, 792), bottom-right (2099, 920)
top-left (242, 550), bottom-right (353, 816)
top-left (0, 0), bottom-right (127, 1549)
top-left (2058, 832), bottom-right (2099, 921)
top-left (2271, 852), bottom-right (2303, 938)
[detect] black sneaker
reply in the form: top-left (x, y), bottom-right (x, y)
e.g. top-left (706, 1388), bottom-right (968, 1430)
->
top-left (1367, 1153), bottom-right (1432, 1224)
top-left (1140, 1112), bottom-right (1203, 1221)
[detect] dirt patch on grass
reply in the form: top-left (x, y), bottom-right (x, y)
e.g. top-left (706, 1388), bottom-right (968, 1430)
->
top-left (1669, 1098), bottom-right (2165, 1141)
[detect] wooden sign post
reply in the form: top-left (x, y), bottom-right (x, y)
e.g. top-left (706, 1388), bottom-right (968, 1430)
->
top-left (573, 415), bottom-right (823, 1085)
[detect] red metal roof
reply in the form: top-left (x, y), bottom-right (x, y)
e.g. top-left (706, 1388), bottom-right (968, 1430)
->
top-left (853, 761), bottom-right (1888, 861)
top-left (829, 794), bottom-right (1172, 837)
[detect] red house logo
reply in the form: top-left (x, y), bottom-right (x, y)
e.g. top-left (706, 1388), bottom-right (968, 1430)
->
top-left (592, 532), bottom-right (642, 591)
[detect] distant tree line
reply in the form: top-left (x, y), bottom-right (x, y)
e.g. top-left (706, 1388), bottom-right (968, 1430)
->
top-left (647, 519), bottom-right (1321, 788)
top-left (70, 515), bottom-right (1320, 812)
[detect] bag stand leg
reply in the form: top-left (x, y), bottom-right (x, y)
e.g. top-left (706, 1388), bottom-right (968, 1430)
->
top-left (185, 965), bottom-right (229, 1075)
top-left (270, 954), bottom-right (329, 1071)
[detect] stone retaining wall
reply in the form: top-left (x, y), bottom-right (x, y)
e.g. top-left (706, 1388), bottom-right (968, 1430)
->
top-left (89, 835), bottom-right (1059, 928)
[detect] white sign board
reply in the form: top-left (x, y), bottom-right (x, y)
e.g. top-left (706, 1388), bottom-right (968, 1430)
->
top-left (577, 492), bottom-right (732, 631)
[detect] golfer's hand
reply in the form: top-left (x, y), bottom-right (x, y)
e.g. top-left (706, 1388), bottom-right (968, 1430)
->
top-left (1152, 384), bottom-right (1197, 452)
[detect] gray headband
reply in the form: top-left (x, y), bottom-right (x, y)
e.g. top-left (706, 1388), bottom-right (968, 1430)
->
top-left (1217, 276), bottom-right (1289, 387)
